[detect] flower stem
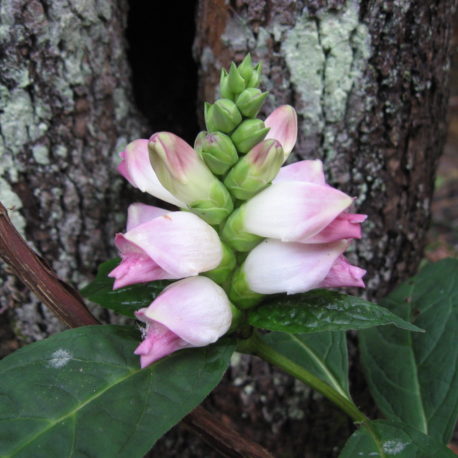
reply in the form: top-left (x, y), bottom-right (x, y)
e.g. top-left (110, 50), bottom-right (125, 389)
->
top-left (237, 332), bottom-right (384, 455)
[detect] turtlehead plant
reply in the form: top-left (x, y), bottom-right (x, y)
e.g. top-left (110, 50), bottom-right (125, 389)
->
top-left (3, 54), bottom-right (452, 458)
top-left (113, 55), bottom-right (367, 364)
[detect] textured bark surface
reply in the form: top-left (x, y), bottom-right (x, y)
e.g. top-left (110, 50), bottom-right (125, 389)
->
top-left (0, 0), bottom-right (147, 341)
top-left (193, 0), bottom-right (456, 456)
top-left (0, 0), bottom-right (455, 456)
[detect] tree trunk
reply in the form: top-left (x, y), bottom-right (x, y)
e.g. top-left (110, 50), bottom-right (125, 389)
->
top-left (0, 0), bottom-right (147, 344)
top-left (0, 0), bottom-right (455, 456)
top-left (193, 0), bottom-right (455, 456)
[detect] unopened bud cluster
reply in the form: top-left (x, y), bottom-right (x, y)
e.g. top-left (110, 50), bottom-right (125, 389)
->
top-left (112, 55), bottom-right (367, 367)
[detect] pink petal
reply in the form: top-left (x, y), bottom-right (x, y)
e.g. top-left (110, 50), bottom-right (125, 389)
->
top-left (108, 252), bottom-right (169, 290)
top-left (244, 181), bottom-right (353, 242)
top-left (117, 150), bottom-right (135, 186)
top-left (320, 255), bottom-right (366, 288)
top-left (244, 239), bottom-right (349, 295)
top-left (148, 132), bottom-right (199, 182)
top-left (133, 320), bottom-right (190, 368)
top-left (123, 212), bottom-right (222, 278)
top-left (143, 277), bottom-right (232, 347)
top-left (126, 203), bottom-right (169, 231)
top-left (304, 213), bottom-right (367, 243)
top-left (274, 160), bottom-right (326, 185)
top-left (265, 105), bottom-right (298, 157)
top-left (118, 139), bottom-right (185, 207)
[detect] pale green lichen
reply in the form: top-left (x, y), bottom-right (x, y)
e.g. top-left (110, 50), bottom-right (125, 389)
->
top-left (32, 144), bottom-right (50, 165)
top-left (281, 0), bottom-right (371, 153)
top-left (0, 178), bottom-right (26, 235)
top-left (113, 88), bottom-right (129, 122)
top-left (221, 16), bottom-right (255, 51)
top-left (283, 17), bottom-right (325, 136)
top-left (0, 89), bottom-right (35, 151)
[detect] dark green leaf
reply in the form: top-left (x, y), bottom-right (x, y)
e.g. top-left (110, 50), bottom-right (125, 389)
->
top-left (248, 290), bottom-right (423, 334)
top-left (359, 258), bottom-right (458, 443)
top-left (80, 258), bottom-right (170, 317)
top-left (339, 420), bottom-right (455, 457)
top-left (262, 331), bottom-right (350, 398)
top-left (0, 325), bottom-right (234, 458)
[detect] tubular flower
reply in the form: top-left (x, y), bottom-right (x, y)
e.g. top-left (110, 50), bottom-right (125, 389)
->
top-left (273, 159), bottom-right (367, 243)
top-left (264, 105), bottom-right (298, 160)
top-left (134, 277), bottom-right (233, 367)
top-left (148, 132), bottom-right (233, 225)
top-left (109, 203), bottom-right (222, 289)
top-left (109, 55), bottom-right (368, 368)
top-left (117, 139), bottom-right (185, 207)
top-left (234, 239), bottom-right (366, 296)
top-left (225, 181), bottom-right (353, 246)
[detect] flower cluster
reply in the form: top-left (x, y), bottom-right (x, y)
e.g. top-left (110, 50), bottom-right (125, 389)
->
top-left (110, 56), bottom-right (366, 368)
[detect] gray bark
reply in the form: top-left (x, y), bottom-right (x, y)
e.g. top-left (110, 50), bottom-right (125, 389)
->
top-left (0, 0), bottom-right (455, 456)
top-left (0, 0), bottom-right (146, 345)
top-left (193, 0), bottom-right (456, 456)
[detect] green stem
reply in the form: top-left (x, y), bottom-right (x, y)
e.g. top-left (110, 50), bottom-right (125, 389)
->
top-left (238, 332), bottom-right (385, 456)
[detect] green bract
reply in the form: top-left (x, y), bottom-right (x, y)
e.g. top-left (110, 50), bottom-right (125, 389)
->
top-left (231, 119), bottom-right (270, 153)
top-left (204, 99), bottom-right (242, 133)
top-left (194, 131), bottom-right (238, 175)
top-left (236, 88), bottom-right (269, 118)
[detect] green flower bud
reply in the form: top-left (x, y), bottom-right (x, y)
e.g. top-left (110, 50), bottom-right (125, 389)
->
top-left (221, 205), bottom-right (262, 252)
top-left (235, 88), bottom-right (268, 118)
top-left (194, 131), bottom-right (239, 175)
top-left (228, 62), bottom-right (246, 95)
top-left (204, 242), bottom-right (237, 284)
top-left (219, 69), bottom-right (233, 100)
top-left (205, 99), bottom-right (242, 133)
top-left (237, 54), bottom-right (254, 81)
top-left (247, 63), bottom-right (262, 88)
top-left (224, 139), bottom-right (284, 200)
top-left (149, 132), bottom-right (233, 225)
top-left (231, 119), bottom-right (270, 153)
top-left (229, 267), bottom-right (263, 309)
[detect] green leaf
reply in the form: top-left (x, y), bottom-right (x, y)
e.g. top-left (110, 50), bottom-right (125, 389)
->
top-left (359, 258), bottom-right (458, 443)
top-left (339, 420), bottom-right (455, 457)
top-left (80, 258), bottom-right (170, 317)
top-left (262, 331), bottom-right (350, 399)
top-left (0, 325), bottom-right (234, 458)
top-left (248, 290), bottom-right (423, 334)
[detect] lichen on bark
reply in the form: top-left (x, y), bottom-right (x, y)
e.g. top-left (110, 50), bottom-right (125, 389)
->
top-left (0, 0), bottom-right (147, 339)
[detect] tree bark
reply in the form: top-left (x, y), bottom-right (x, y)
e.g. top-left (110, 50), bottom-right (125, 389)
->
top-left (0, 0), bottom-right (146, 342)
top-left (193, 0), bottom-right (456, 456)
top-left (0, 0), bottom-right (455, 456)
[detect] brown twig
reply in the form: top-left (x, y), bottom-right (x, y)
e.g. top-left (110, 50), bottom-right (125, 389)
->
top-left (0, 202), bottom-right (98, 327)
top-left (185, 406), bottom-right (274, 458)
top-left (0, 201), bottom-right (272, 458)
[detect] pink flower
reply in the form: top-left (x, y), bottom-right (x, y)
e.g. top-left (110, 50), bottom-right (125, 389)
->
top-left (264, 105), bottom-right (298, 160)
top-left (273, 159), bottom-right (326, 185)
top-left (109, 203), bottom-right (222, 289)
top-left (320, 255), bottom-right (366, 289)
top-left (242, 180), bottom-right (353, 242)
top-left (117, 139), bottom-right (185, 207)
top-left (273, 159), bottom-right (367, 243)
top-left (242, 239), bottom-right (366, 295)
top-left (148, 132), bottom-right (233, 225)
top-left (134, 277), bottom-right (233, 368)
